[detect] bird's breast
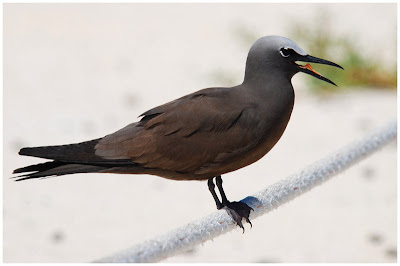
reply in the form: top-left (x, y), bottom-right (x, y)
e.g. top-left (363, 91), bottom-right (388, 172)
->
top-left (198, 87), bottom-right (295, 178)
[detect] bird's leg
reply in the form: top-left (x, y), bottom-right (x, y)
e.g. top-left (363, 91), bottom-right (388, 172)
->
top-left (215, 176), bottom-right (253, 232)
top-left (215, 176), bottom-right (229, 205)
top-left (208, 178), bottom-right (223, 209)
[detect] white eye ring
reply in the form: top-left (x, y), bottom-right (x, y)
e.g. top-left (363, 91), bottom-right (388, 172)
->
top-left (280, 48), bottom-right (290, 57)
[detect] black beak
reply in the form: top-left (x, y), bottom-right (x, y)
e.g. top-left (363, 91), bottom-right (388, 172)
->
top-left (295, 55), bottom-right (343, 86)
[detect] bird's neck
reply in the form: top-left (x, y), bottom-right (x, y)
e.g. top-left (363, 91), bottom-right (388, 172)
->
top-left (243, 61), bottom-right (295, 85)
top-left (242, 67), bottom-right (295, 99)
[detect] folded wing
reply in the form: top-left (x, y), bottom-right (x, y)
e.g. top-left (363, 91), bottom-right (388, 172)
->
top-left (95, 87), bottom-right (262, 175)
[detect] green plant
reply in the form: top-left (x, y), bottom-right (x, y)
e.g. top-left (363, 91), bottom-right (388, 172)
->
top-left (291, 13), bottom-right (396, 93)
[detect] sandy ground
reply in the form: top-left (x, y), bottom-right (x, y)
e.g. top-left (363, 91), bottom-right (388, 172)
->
top-left (3, 3), bottom-right (397, 263)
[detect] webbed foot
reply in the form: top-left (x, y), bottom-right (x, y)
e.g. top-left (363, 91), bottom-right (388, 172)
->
top-left (222, 201), bottom-right (253, 232)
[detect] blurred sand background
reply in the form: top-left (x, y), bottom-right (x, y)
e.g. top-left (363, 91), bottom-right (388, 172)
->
top-left (3, 3), bottom-right (397, 263)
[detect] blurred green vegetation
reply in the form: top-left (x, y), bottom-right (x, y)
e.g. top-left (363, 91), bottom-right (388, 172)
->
top-left (291, 13), bottom-right (397, 93)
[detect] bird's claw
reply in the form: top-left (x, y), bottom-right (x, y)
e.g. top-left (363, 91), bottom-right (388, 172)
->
top-left (223, 201), bottom-right (253, 233)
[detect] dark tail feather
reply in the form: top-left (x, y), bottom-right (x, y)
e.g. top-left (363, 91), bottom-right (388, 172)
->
top-left (13, 161), bottom-right (66, 174)
top-left (12, 161), bottom-right (108, 181)
top-left (17, 139), bottom-right (133, 165)
top-left (14, 138), bottom-right (136, 181)
top-left (18, 139), bottom-right (104, 162)
top-left (18, 139), bottom-right (100, 160)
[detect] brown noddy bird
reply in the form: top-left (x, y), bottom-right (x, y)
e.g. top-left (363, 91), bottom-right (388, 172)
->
top-left (13, 36), bottom-right (342, 230)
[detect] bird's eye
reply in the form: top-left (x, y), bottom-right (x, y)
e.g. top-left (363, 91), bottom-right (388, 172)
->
top-left (279, 48), bottom-right (292, 58)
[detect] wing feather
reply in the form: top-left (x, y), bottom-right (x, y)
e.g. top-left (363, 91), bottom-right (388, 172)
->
top-left (95, 87), bottom-right (262, 175)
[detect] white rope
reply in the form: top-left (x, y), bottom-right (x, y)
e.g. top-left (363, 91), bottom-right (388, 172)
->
top-left (96, 119), bottom-right (397, 263)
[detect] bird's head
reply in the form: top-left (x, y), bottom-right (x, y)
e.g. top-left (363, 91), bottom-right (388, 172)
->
top-left (244, 35), bottom-right (343, 86)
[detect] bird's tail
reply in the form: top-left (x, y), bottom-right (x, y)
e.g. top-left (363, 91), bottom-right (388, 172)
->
top-left (12, 139), bottom-right (133, 181)
top-left (12, 161), bottom-right (108, 181)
